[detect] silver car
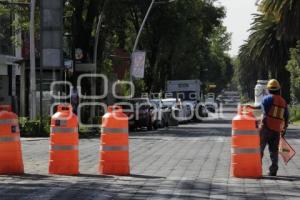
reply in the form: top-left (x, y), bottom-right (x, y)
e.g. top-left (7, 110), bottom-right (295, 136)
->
top-left (150, 99), bottom-right (171, 128)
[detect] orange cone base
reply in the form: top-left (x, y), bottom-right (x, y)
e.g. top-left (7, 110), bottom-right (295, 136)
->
top-left (231, 156), bottom-right (262, 178)
top-left (0, 153), bottom-right (24, 175)
top-left (99, 162), bottom-right (130, 176)
top-left (0, 163), bottom-right (24, 175)
top-left (49, 161), bottom-right (79, 175)
top-left (231, 169), bottom-right (262, 179)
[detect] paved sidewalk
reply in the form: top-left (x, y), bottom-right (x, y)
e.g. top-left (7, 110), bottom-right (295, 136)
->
top-left (0, 113), bottom-right (300, 199)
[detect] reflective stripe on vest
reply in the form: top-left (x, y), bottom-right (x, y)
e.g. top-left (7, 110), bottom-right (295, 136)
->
top-left (0, 119), bottom-right (18, 125)
top-left (50, 145), bottom-right (78, 151)
top-left (232, 130), bottom-right (258, 136)
top-left (100, 145), bottom-right (128, 151)
top-left (0, 135), bottom-right (20, 142)
top-left (266, 95), bottom-right (286, 132)
top-left (231, 147), bottom-right (260, 154)
top-left (51, 127), bottom-right (78, 133)
top-left (101, 127), bottom-right (128, 134)
top-left (270, 105), bottom-right (285, 120)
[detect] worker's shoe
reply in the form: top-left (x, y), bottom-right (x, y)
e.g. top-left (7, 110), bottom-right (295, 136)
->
top-left (267, 171), bottom-right (277, 176)
top-left (268, 164), bottom-right (278, 176)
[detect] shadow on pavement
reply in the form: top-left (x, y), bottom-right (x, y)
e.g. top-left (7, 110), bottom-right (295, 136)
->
top-left (77, 173), bottom-right (114, 179)
top-left (200, 119), bottom-right (232, 124)
top-left (130, 126), bottom-right (232, 138)
top-left (129, 122), bottom-right (300, 139)
top-left (262, 175), bottom-right (300, 182)
top-left (0, 173), bottom-right (51, 180)
top-left (1, 175), bottom-right (300, 199)
top-left (128, 174), bottom-right (165, 179)
top-left (187, 118), bottom-right (232, 124)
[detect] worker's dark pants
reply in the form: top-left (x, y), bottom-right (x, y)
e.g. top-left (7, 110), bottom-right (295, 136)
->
top-left (260, 127), bottom-right (280, 174)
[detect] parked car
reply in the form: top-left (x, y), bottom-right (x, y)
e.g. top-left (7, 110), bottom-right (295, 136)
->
top-left (205, 97), bottom-right (218, 113)
top-left (198, 103), bottom-right (209, 118)
top-left (161, 98), bottom-right (191, 123)
top-left (183, 102), bottom-right (193, 121)
top-left (150, 99), bottom-right (171, 129)
top-left (118, 98), bottom-right (154, 131)
top-left (184, 100), bottom-right (209, 119)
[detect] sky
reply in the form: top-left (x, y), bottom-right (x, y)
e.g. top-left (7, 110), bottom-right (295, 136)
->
top-left (217, 0), bottom-right (258, 56)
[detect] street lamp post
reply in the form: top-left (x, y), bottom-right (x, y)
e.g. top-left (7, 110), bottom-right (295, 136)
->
top-left (131, 0), bottom-right (175, 80)
top-left (132, 0), bottom-right (155, 54)
top-left (29, 0), bottom-right (36, 120)
top-left (92, 0), bottom-right (108, 119)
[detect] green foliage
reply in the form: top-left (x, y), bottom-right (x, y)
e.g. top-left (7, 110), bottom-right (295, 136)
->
top-left (237, 0), bottom-right (300, 102)
top-left (3, 0), bottom-right (233, 97)
top-left (206, 26), bottom-right (233, 92)
top-left (78, 125), bottom-right (99, 138)
top-left (0, 5), bottom-right (9, 16)
top-left (19, 117), bottom-right (50, 137)
top-left (286, 41), bottom-right (300, 103)
top-left (289, 105), bottom-right (300, 122)
top-left (68, 0), bottom-right (232, 93)
top-left (0, 2), bottom-right (36, 51)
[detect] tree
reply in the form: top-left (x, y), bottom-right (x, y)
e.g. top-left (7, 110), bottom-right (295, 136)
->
top-left (236, 0), bottom-right (300, 102)
top-left (2, 0), bottom-right (233, 97)
top-left (286, 41), bottom-right (300, 103)
top-left (260, 0), bottom-right (300, 42)
top-left (206, 25), bottom-right (233, 91)
top-left (137, 0), bottom-right (230, 92)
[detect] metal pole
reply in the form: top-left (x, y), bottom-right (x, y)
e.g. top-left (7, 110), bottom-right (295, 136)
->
top-left (132, 0), bottom-right (175, 54)
top-left (93, 14), bottom-right (103, 65)
top-left (92, 0), bottom-right (107, 118)
top-left (39, 57), bottom-right (43, 130)
top-left (20, 62), bottom-right (26, 116)
top-left (15, 7), bottom-right (23, 115)
top-left (29, 0), bottom-right (36, 119)
top-left (90, 13), bottom-right (103, 119)
top-left (132, 0), bottom-right (155, 54)
top-left (92, 13), bottom-right (104, 118)
top-left (39, 0), bottom-right (44, 133)
top-left (131, 0), bottom-right (155, 81)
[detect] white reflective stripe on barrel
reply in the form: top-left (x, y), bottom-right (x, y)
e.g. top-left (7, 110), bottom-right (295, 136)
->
top-left (100, 145), bottom-right (128, 151)
top-left (231, 147), bottom-right (260, 154)
top-left (51, 127), bottom-right (78, 133)
top-left (50, 145), bottom-right (78, 151)
top-left (232, 130), bottom-right (258, 136)
top-left (101, 127), bottom-right (128, 134)
top-left (0, 136), bottom-right (20, 142)
top-left (0, 119), bottom-right (18, 125)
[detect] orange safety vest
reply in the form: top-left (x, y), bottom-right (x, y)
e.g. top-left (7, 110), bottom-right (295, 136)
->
top-left (266, 95), bottom-right (287, 132)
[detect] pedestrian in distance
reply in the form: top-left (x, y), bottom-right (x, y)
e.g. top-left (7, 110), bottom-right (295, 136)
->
top-left (71, 87), bottom-right (79, 115)
top-left (247, 79), bottom-right (289, 176)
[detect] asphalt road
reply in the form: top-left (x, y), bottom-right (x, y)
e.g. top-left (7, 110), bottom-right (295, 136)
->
top-left (0, 105), bottom-right (300, 199)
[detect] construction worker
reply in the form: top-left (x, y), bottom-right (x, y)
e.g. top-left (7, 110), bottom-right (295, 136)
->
top-left (247, 79), bottom-right (289, 176)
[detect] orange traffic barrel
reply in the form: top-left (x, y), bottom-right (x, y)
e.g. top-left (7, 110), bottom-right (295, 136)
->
top-left (0, 105), bottom-right (24, 175)
top-left (231, 105), bottom-right (262, 178)
top-left (49, 104), bottom-right (79, 175)
top-left (99, 105), bottom-right (130, 175)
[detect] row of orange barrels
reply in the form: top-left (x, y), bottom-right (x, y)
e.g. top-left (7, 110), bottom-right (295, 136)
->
top-left (0, 103), bottom-right (262, 178)
top-left (0, 104), bottom-right (129, 175)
